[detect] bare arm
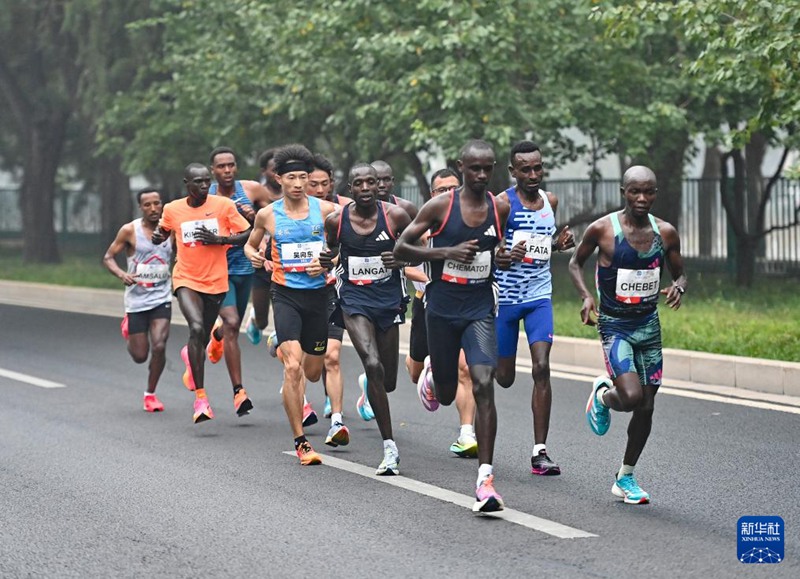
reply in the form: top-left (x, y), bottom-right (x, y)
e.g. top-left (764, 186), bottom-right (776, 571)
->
top-left (382, 204), bottom-right (413, 269)
top-left (568, 219), bottom-right (605, 326)
top-left (319, 209), bottom-right (341, 271)
top-left (394, 195), bottom-right (475, 263)
top-left (658, 220), bottom-right (687, 310)
top-left (244, 206), bottom-right (273, 269)
top-left (102, 223), bottom-right (137, 286)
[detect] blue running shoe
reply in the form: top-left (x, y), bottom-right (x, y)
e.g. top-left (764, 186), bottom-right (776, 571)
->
top-left (585, 376), bottom-right (611, 435)
top-left (356, 373), bottom-right (375, 421)
top-left (612, 473), bottom-right (650, 504)
top-left (244, 307), bottom-right (262, 345)
top-left (323, 396), bottom-right (332, 419)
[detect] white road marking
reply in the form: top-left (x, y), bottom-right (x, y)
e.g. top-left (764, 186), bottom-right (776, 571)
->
top-left (0, 367), bottom-right (66, 389)
top-left (283, 451), bottom-right (596, 539)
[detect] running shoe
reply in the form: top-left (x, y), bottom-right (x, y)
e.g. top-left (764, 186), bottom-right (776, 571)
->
top-left (192, 397), bottom-right (214, 423)
top-left (206, 319), bottom-right (224, 364)
top-left (416, 356), bottom-right (439, 412)
top-left (143, 394), bottom-right (164, 413)
top-left (296, 440), bottom-right (322, 466)
top-left (302, 402), bottom-right (318, 427)
top-left (323, 396), bottom-right (332, 419)
top-left (356, 373), bottom-right (375, 421)
top-left (449, 433), bottom-right (478, 458)
top-left (267, 331), bottom-right (278, 358)
top-left (531, 450), bottom-right (561, 476)
top-left (612, 473), bottom-right (650, 504)
top-left (473, 475), bottom-right (504, 513)
top-left (325, 421), bottom-right (350, 447)
top-left (180, 345), bottom-right (196, 391)
top-left (233, 388), bottom-right (253, 417)
top-left (120, 315), bottom-right (129, 340)
top-left (244, 307), bottom-right (262, 345)
top-left (585, 375), bottom-right (611, 436)
top-left (375, 447), bottom-right (400, 476)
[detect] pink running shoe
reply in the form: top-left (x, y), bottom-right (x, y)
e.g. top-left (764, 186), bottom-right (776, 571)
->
top-left (180, 345), bottom-right (196, 391)
top-left (120, 315), bottom-right (129, 340)
top-left (302, 402), bottom-right (318, 427)
top-left (193, 397), bottom-right (214, 423)
top-left (143, 394), bottom-right (164, 412)
top-left (473, 475), bottom-right (505, 513)
top-left (416, 357), bottom-right (439, 412)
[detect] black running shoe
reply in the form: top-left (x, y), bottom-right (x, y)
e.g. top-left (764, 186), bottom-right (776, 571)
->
top-left (531, 450), bottom-right (561, 476)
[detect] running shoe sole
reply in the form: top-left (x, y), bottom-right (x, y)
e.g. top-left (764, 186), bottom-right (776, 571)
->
top-left (585, 376), bottom-right (611, 436)
top-left (449, 441), bottom-right (478, 458)
top-left (235, 397), bottom-right (253, 417)
top-left (325, 425), bottom-right (350, 447)
top-left (531, 464), bottom-right (561, 476)
top-left (472, 496), bottom-right (504, 513)
top-left (416, 363), bottom-right (439, 412)
top-left (303, 410), bottom-right (318, 427)
top-left (612, 481), bottom-right (650, 504)
top-left (180, 346), bottom-right (196, 391)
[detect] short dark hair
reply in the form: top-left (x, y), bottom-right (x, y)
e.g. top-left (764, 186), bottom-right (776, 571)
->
top-left (184, 162), bottom-right (207, 179)
top-left (136, 187), bottom-right (161, 204)
top-left (209, 146), bottom-right (236, 165)
top-left (258, 148), bottom-right (276, 170)
top-left (430, 168), bottom-right (460, 189)
top-left (459, 139), bottom-right (494, 160)
top-left (312, 153), bottom-right (334, 177)
top-left (348, 162), bottom-right (376, 183)
top-left (273, 144), bottom-right (314, 175)
top-left (509, 140), bottom-right (540, 164)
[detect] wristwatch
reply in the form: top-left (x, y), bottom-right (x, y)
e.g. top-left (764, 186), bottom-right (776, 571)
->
top-left (675, 285), bottom-right (685, 294)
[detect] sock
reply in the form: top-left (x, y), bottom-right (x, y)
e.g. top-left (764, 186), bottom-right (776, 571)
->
top-left (144, 392), bottom-right (155, 398)
top-left (533, 443), bottom-right (546, 456)
top-left (596, 386), bottom-right (609, 406)
top-left (460, 424), bottom-right (474, 439)
top-left (383, 439), bottom-right (397, 453)
top-left (477, 463), bottom-right (493, 487)
top-left (233, 384), bottom-right (243, 395)
top-left (331, 412), bottom-right (343, 425)
top-left (618, 464), bottom-right (635, 479)
top-left (195, 388), bottom-right (207, 399)
top-left (294, 435), bottom-right (307, 449)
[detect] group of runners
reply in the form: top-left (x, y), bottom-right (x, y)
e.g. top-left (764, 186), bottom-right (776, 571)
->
top-left (102, 139), bottom-right (686, 513)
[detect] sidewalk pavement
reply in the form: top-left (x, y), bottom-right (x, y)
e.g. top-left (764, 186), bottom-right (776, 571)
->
top-left (2, 279), bottom-right (798, 402)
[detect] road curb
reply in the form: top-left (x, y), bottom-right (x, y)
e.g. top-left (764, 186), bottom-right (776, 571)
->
top-left (3, 279), bottom-right (798, 398)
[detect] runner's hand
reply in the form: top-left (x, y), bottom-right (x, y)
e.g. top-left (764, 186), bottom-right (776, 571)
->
top-left (381, 250), bottom-right (403, 270)
top-left (555, 226), bottom-right (575, 251)
top-left (249, 247), bottom-right (267, 269)
top-left (194, 225), bottom-right (220, 245)
top-left (236, 201), bottom-right (255, 223)
top-left (318, 250), bottom-right (335, 271)
top-left (305, 257), bottom-right (325, 277)
top-left (580, 296), bottom-right (598, 326)
top-left (120, 272), bottom-right (138, 286)
top-left (661, 284), bottom-right (684, 310)
top-left (151, 227), bottom-right (167, 245)
top-left (509, 239), bottom-right (527, 262)
top-left (495, 245), bottom-right (512, 270)
top-left (446, 239), bottom-right (479, 264)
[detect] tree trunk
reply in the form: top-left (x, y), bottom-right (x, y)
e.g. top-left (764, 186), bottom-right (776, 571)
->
top-left (698, 145), bottom-right (721, 257)
top-left (99, 155), bottom-right (132, 246)
top-left (735, 235), bottom-right (756, 287)
top-left (642, 130), bottom-right (689, 230)
top-left (404, 151), bottom-right (430, 202)
top-left (21, 116), bottom-right (68, 263)
top-left (744, 131), bottom-right (767, 258)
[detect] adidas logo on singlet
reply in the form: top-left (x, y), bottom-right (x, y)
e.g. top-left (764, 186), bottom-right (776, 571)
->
top-left (484, 225), bottom-right (496, 237)
top-left (375, 231), bottom-right (390, 242)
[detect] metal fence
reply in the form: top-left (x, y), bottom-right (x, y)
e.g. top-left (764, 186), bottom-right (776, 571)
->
top-left (2, 179), bottom-right (799, 270)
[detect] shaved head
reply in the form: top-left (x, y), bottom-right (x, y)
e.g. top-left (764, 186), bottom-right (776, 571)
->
top-left (349, 162), bottom-right (376, 183)
top-left (622, 165), bottom-right (657, 189)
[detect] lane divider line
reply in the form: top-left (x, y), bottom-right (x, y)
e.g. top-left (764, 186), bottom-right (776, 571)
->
top-left (0, 367), bottom-right (66, 389)
top-left (282, 451), bottom-right (597, 539)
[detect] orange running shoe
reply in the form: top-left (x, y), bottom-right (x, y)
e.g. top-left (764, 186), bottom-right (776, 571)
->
top-left (233, 388), bottom-right (253, 417)
top-left (143, 394), bottom-right (164, 412)
top-left (206, 319), bottom-right (224, 364)
top-left (296, 441), bottom-right (322, 465)
top-left (193, 397), bottom-right (214, 423)
top-left (180, 345), bottom-right (196, 391)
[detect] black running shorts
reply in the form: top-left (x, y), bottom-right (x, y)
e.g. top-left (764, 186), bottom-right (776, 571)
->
top-left (271, 284), bottom-right (329, 355)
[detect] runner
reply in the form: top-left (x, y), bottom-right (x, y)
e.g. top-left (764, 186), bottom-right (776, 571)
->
top-left (395, 140), bottom-right (512, 512)
top-left (244, 144), bottom-right (339, 465)
top-left (494, 141), bottom-right (575, 476)
top-left (405, 168), bottom-right (478, 458)
top-left (151, 163), bottom-right (251, 423)
top-left (568, 165), bottom-right (687, 504)
top-left (102, 188), bottom-right (173, 412)
top-left (243, 148), bottom-right (283, 346)
top-left (205, 146), bottom-right (270, 417)
top-left (306, 153), bottom-right (350, 423)
top-left (322, 162), bottom-right (411, 474)
top-left (371, 159), bottom-right (418, 219)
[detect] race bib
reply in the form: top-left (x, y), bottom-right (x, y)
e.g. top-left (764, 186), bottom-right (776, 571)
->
top-left (179, 218), bottom-right (219, 246)
top-left (511, 230), bottom-right (551, 264)
top-left (615, 267), bottom-right (660, 303)
top-left (281, 241), bottom-right (323, 272)
top-left (135, 262), bottom-right (170, 287)
top-left (442, 251), bottom-right (491, 284)
top-left (348, 255), bottom-right (390, 285)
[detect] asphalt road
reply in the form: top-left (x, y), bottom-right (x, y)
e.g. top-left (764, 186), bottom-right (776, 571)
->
top-left (1, 304), bottom-right (797, 578)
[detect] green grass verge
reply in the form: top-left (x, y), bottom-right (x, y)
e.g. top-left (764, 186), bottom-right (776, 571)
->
top-left (1, 247), bottom-right (798, 361)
